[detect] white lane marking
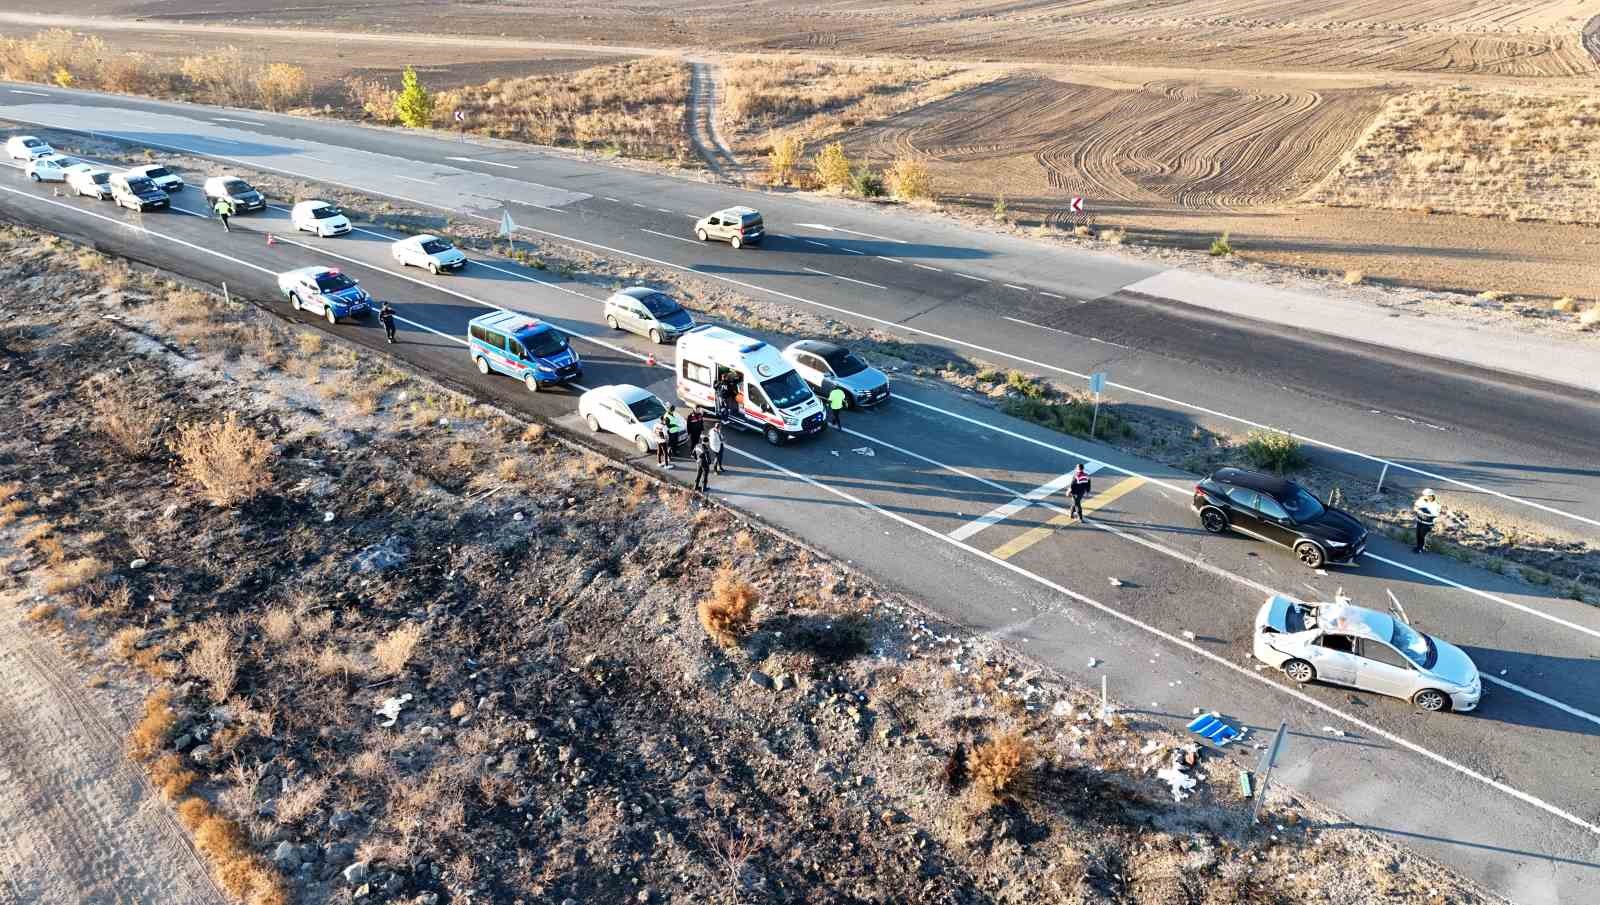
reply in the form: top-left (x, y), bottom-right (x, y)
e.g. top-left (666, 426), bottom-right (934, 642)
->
top-left (299, 155), bottom-right (331, 163)
top-left (804, 239), bottom-right (830, 248)
top-left (955, 272), bottom-right (990, 283)
top-left (39, 112), bottom-right (1584, 530)
top-left (21, 180), bottom-right (1598, 839)
top-left (393, 175), bottom-right (433, 185)
top-left (1003, 283), bottom-right (1029, 292)
top-left (1040, 291), bottom-right (1067, 300)
top-left (948, 467), bottom-right (1095, 541)
top-left (655, 207), bottom-right (674, 214)
top-left (876, 256), bottom-right (903, 264)
top-left (1483, 675), bottom-right (1600, 730)
top-left (444, 156), bottom-right (517, 169)
top-left (1364, 551), bottom-right (1600, 642)
top-left (802, 267), bottom-right (886, 290)
top-left (603, 196), bottom-right (622, 203)
top-left (641, 228), bottom-right (700, 245)
top-left (914, 263), bottom-right (942, 272)
top-left (632, 202), bottom-right (648, 208)
top-left (10, 89), bottom-right (49, 97)
top-left (792, 222), bottom-right (909, 244)
top-left (212, 117), bottom-right (261, 125)
top-left (720, 426), bottom-right (1600, 839)
top-left (841, 247), bottom-right (866, 255)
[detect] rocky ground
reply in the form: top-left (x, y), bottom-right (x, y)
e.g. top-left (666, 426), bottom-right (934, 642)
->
top-left (0, 216), bottom-right (1510, 905)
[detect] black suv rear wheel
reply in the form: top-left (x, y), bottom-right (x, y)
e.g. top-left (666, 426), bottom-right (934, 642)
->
top-left (1199, 507), bottom-right (1228, 533)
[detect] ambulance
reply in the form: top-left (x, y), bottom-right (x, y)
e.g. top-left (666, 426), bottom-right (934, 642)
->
top-left (675, 325), bottom-right (826, 444)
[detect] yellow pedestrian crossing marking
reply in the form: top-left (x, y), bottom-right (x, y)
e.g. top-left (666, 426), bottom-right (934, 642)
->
top-left (990, 476), bottom-right (1147, 561)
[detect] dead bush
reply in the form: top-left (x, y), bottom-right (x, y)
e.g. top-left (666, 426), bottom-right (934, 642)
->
top-left (373, 623), bottom-right (423, 675)
top-left (111, 626), bottom-right (146, 660)
top-left (260, 606), bottom-right (296, 644)
top-left (44, 556), bottom-right (110, 596)
top-left (128, 688), bottom-right (177, 761)
top-left (24, 602), bottom-right (59, 625)
top-left (176, 796), bottom-right (213, 831)
top-left (187, 618), bottom-right (238, 703)
top-left (889, 156), bottom-right (933, 201)
top-left (697, 568), bottom-right (757, 647)
top-left (149, 753), bottom-right (199, 800)
top-left (1343, 269), bottom-right (1365, 285)
top-left (767, 131), bottom-right (805, 185)
top-left (969, 731), bottom-right (1034, 802)
top-left (274, 776), bottom-right (328, 826)
top-left (172, 413), bottom-right (274, 507)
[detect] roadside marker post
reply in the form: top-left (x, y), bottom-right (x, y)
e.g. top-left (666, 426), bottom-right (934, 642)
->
top-left (1376, 462), bottom-right (1390, 494)
top-left (222, 281), bottom-right (230, 307)
top-left (1248, 721), bottom-right (1290, 829)
top-left (1100, 674), bottom-right (1108, 724)
top-left (1088, 371), bottom-right (1107, 437)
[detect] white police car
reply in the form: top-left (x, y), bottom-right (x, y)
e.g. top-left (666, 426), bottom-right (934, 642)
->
top-left (276, 266), bottom-right (372, 325)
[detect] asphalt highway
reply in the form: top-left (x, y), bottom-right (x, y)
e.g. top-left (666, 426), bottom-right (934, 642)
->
top-left (3, 83), bottom-right (1599, 543)
top-left (2, 168), bottom-right (1595, 903)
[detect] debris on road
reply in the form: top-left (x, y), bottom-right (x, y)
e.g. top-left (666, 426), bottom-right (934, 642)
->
top-left (374, 693), bottom-right (413, 727)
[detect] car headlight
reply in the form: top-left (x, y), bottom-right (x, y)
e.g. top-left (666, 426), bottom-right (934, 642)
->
top-left (1325, 540), bottom-right (1349, 548)
top-left (536, 363), bottom-right (555, 372)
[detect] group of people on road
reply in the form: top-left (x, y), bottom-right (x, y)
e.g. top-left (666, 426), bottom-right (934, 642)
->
top-left (656, 405), bottom-right (724, 492)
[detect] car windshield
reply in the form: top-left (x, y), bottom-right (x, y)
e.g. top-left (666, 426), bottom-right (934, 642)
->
top-left (640, 293), bottom-right (682, 317)
top-left (626, 395), bottom-right (666, 423)
top-left (22, 138), bottom-right (43, 148)
top-left (420, 238), bottom-right (453, 254)
top-left (310, 205), bottom-right (342, 218)
top-left (223, 179), bottom-right (253, 194)
top-left (1389, 621), bottom-right (1437, 669)
top-left (144, 167), bottom-right (171, 178)
top-left (519, 329), bottom-right (568, 358)
top-left (762, 370), bottom-right (813, 409)
top-left (91, 172), bottom-right (109, 184)
top-left (126, 177), bottom-right (155, 192)
top-left (824, 348), bottom-right (869, 377)
top-left (1279, 486), bottom-right (1326, 522)
top-left (314, 272), bottom-right (357, 293)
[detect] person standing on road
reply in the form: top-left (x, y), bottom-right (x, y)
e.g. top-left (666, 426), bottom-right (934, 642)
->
top-left (693, 437), bottom-right (713, 493)
top-left (1413, 489), bottom-right (1440, 553)
top-left (213, 197), bottom-right (234, 233)
top-left (1068, 463), bottom-right (1092, 521)
top-left (687, 408), bottom-right (704, 450)
top-left (708, 421), bottom-right (725, 474)
top-left (827, 386), bottom-right (847, 429)
top-left (655, 415), bottom-right (673, 469)
top-left (379, 302), bottom-right (397, 344)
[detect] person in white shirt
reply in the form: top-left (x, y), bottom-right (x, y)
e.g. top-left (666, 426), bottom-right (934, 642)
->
top-left (708, 421), bottom-right (725, 474)
top-left (1413, 490), bottom-right (1440, 553)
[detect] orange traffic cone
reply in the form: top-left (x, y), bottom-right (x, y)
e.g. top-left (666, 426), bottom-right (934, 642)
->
top-left (644, 351), bottom-right (657, 367)
top-left (265, 233), bottom-right (276, 246)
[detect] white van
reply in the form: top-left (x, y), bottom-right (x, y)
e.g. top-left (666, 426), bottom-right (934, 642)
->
top-left (676, 325), bottom-right (826, 445)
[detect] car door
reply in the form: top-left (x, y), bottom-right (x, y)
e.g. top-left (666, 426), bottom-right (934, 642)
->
top-left (1307, 633), bottom-right (1360, 686)
top-left (305, 277), bottom-right (329, 315)
top-left (1355, 641), bottom-right (1419, 700)
top-left (1221, 486), bottom-right (1267, 537)
top-left (1251, 492), bottom-right (1300, 547)
top-left (506, 338), bottom-right (529, 374)
top-left (705, 215), bottom-right (723, 239)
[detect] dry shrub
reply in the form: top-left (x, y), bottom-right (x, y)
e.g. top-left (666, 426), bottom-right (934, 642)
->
top-left (733, 530), bottom-right (757, 553)
top-left (969, 731), bottom-right (1034, 801)
top-left (24, 602), bottom-right (59, 624)
top-left (128, 688), bottom-right (177, 761)
top-left (1343, 269), bottom-right (1365, 285)
top-left (373, 623), bottom-right (423, 675)
top-left (767, 131), bottom-right (805, 185)
top-left (187, 618), bottom-right (237, 703)
top-left (1551, 297), bottom-right (1577, 312)
top-left (260, 606), bottom-right (296, 643)
top-left (274, 776), bottom-right (327, 826)
top-left (299, 611), bottom-right (334, 639)
top-left (813, 141), bottom-right (853, 191)
top-left (176, 796), bottom-right (213, 831)
top-left (313, 644), bottom-right (363, 678)
top-left (888, 156), bottom-right (933, 201)
top-left (256, 63), bottom-right (308, 111)
top-left (173, 413), bottom-right (274, 507)
top-left (697, 567), bottom-right (757, 647)
top-left (520, 423), bottom-right (546, 443)
top-left (111, 626), bottom-right (147, 660)
top-left (44, 556), bottom-right (110, 595)
top-left (149, 753), bottom-right (199, 801)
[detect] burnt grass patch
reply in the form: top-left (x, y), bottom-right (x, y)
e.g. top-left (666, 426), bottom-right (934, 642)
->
top-left (0, 223), bottom-right (1502, 905)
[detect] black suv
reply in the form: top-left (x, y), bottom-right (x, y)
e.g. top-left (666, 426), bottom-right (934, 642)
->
top-left (1192, 467), bottom-right (1367, 569)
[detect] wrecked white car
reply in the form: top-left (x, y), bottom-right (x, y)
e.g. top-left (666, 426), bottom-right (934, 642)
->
top-left (1253, 594), bottom-right (1481, 713)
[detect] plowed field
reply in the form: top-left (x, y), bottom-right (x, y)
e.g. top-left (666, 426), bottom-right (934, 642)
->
top-left (856, 76), bottom-right (1388, 214)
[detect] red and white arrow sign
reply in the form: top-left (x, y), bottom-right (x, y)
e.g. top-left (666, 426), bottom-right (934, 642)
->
top-left (1070, 196), bottom-right (1084, 213)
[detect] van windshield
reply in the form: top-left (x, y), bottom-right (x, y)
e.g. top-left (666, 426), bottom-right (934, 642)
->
top-left (223, 179), bottom-right (253, 194)
top-left (144, 167), bottom-right (172, 178)
top-left (520, 329), bottom-right (568, 357)
top-left (761, 370), bottom-right (813, 409)
top-left (420, 238), bottom-right (453, 254)
top-left (126, 177), bottom-right (155, 193)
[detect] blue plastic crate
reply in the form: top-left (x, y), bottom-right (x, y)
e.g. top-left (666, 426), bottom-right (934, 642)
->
top-left (1187, 713), bottom-right (1240, 747)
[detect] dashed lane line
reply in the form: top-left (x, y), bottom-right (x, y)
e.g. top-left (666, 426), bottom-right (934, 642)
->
top-left (914, 263), bottom-right (942, 272)
top-left (640, 227), bottom-right (700, 245)
top-left (954, 272), bottom-right (990, 283)
top-left (1003, 283), bottom-right (1029, 292)
top-left (802, 267), bottom-right (886, 291)
top-left (876, 256), bottom-right (903, 264)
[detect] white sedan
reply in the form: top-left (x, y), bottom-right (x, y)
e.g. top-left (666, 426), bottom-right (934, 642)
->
top-left (65, 164), bottom-right (114, 200)
top-left (578, 384), bottom-right (684, 455)
top-left (291, 200), bottom-right (351, 237)
top-left (24, 154), bottom-right (79, 182)
top-left (391, 234), bottom-right (467, 274)
top-left (5, 135), bottom-right (53, 161)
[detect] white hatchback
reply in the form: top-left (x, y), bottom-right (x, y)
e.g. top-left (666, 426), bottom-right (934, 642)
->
top-left (391, 234), bottom-right (467, 274)
top-left (65, 164), bottom-right (114, 199)
top-left (24, 154), bottom-right (79, 182)
top-left (291, 200), bottom-right (351, 237)
top-left (5, 135), bottom-right (53, 161)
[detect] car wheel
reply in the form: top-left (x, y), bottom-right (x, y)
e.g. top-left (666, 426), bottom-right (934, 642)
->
top-left (1412, 689), bottom-right (1450, 713)
top-left (649, 329), bottom-right (662, 345)
top-left (289, 292), bottom-right (302, 312)
top-left (586, 415), bottom-right (601, 433)
top-left (730, 235), bottom-right (742, 249)
top-left (475, 356), bottom-right (490, 376)
top-left (1295, 541), bottom-right (1326, 569)
top-left (695, 228), bottom-right (708, 242)
top-left (606, 315), bottom-right (620, 331)
top-left (1282, 659), bottom-right (1316, 684)
top-left (635, 434), bottom-right (650, 455)
top-left (429, 263), bottom-right (439, 275)
top-left (1199, 507), bottom-right (1228, 533)
top-left (325, 308), bottom-right (338, 326)
top-left (764, 427), bottom-right (781, 446)
top-left (524, 373), bottom-right (539, 393)
top-left (29, 172), bottom-right (40, 182)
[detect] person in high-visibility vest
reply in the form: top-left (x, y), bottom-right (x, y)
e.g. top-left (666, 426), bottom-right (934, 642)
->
top-left (827, 386), bottom-right (846, 429)
top-left (213, 197), bottom-right (234, 233)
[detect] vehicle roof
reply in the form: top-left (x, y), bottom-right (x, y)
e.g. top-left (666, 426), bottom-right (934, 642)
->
top-left (788, 339), bottom-right (845, 357)
top-left (406, 233), bottom-right (442, 243)
top-left (1209, 467), bottom-right (1297, 498)
top-left (64, 163), bottom-right (99, 172)
top-left (470, 309), bottom-right (549, 335)
top-left (602, 384), bottom-right (655, 405)
top-left (11, 135), bottom-right (41, 143)
top-left (616, 286), bottom-right (667, 301)
top-left (36, 153), bottom-right (72, 161)
top-left (125, 164), bottom-right (159, 172)
top-left (285, 265), bottom-right (340, 278)
top-left (1309, 601), bottom-right (1394, 644)
top-left (294, 199), bottom-right (335, 208)
top-left (715, 206), bottom-right (760, 217)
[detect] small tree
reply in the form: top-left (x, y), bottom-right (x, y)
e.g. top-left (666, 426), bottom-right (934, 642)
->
top-left (257, 63), bottom-right (309, 111)
top-left (393, 65), bottom-right (434, 128)
top-left (813, 141), bottom-right (853, 191)
top-left (52, 66), bottom-right (74, 88)
top-left (1209, 232), bottom-right (1234, 256)
top-left (992, 193), bottom-right (1008, 222)
top-left (767, 131), bottom-right (804, 185)
top-left (888, 156), bottom-right (932, 201)
top-left (849, 167), bottom-right (885, 198)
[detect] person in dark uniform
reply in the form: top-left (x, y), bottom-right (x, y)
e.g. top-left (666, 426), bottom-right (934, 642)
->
top-left (687, 408), bottom-right (704, 450)
top-left (1068, 463), bottom-right (1092, 521)
top-left (693, 437), bottom-right (713, 492)
top-left (379, 302), bottom-right (397, 343)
